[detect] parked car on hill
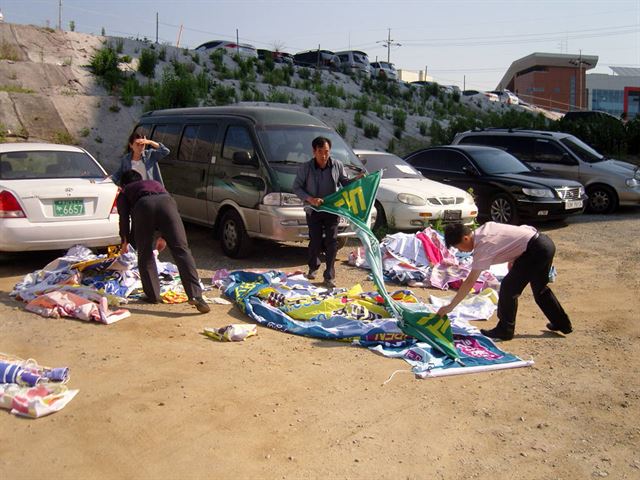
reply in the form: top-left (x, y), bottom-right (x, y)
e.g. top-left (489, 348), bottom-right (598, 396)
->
top-left (462, 90), bottom-right (499, 102)
top-left (0, 143), bottom-right (120, 252)
top-left (354, 150), bottom-right (477, 230)
top-left (293, 50), bottom-right (340, 70)
top-left (490, 90), bottom-right (520, 105)
top-left (370, 61), bottom-right (397, 81)
top-left (452, 129), bottom-right (640, 214)
top-left (335, 50), bottom-right (371, 77)
top-left (195, 40), bottom-right (258, 59)
top-left (257, 49), bottom-right (294, 65)
top-left (404, 145), bottom-right (587, 225)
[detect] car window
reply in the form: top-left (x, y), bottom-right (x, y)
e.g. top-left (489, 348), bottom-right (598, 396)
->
top-left (178, 124), bottom-right (218, 163)
top-left (222, 126), bottom-right (256, 160)
top-left (0, 150), bottom-right (105, 179)
top-left (408, 150), bottom-right (469, 172)
top-left (471, 149), bottom-right (530, 174)
top-left (151, 124), bottom-right (181, 162)
top-left (462, 135), bottom-right (535, 162)
top-left (560, 136), bottom-right (604, 163)
top-left (534, 139), bottom-right (567, 164)
top-left (257, 126), bottom-right (364, 174)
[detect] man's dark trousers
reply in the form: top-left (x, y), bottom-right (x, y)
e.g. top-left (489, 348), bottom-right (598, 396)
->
top-left (132, 193), bottom-right (202, 302)
top-left (496, 233), bottom-right (572, 335)
top-left (307, 210), bottom-right (339, 281)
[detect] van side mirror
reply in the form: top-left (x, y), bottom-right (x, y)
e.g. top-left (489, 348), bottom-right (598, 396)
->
top-left (232, 151), bottom-right (258, 168)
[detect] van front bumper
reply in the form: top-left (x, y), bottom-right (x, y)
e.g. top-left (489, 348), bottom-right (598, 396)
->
top-left (254, 205), bottom-right (357, 243)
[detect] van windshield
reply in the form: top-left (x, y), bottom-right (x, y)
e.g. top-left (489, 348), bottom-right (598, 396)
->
top-left (257, 126), bottom-right (365, 173)
top-left (560, 136), bottom-right (605, 163)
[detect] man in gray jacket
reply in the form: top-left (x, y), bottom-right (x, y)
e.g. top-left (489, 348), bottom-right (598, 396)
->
top-left (293, 136), bottom-right (352, 288)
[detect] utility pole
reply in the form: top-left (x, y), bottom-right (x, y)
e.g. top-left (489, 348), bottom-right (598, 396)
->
top-left (570, 50), bottom-right (589, 111)
top-left (578, 49), bottom-right (582, 110)
top-left (377, 28), bottom-right (401, 63)
top-left (58, 0), bottom-right (62, 30)
top-left (236, 29), bottom-right (240, 56)
top-left (155, 12), bottom-right (158, 44)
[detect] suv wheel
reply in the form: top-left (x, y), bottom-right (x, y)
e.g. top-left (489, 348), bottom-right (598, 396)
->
top-left (586, 185), bottom-right (617, 214)
top-left (219, 210), bottom-right (252, 258)
top-left (490, 194), bottom-right (518, 224)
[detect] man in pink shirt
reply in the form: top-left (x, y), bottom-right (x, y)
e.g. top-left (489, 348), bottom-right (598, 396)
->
top-left (436, 222), bottom-right (573, 340)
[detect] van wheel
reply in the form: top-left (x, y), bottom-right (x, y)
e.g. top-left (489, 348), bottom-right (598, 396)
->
top-left (489, 194), bottom-right (518, 224)
top-left (220, 210), bottom-right (252, 258)
top-left (586, 185), bottom-right (617, 214)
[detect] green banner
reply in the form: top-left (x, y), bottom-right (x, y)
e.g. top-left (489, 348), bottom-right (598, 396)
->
top-left (316, 172), bottom-right (459, 360)
top-left (318, 171), bottom-right (381, 225)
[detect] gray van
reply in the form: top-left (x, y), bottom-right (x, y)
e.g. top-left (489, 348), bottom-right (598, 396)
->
top-left (453, 129), bottom-right (640, 214)
top-left (130, 106), bottom-right (368, 257)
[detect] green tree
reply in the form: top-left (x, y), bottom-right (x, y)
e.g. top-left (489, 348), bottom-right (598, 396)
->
top-left (138, 48), bottom-right (158, 79)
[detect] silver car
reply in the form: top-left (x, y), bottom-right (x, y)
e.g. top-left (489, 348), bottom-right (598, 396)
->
top-left (453, 129), bottom-right (640, 213)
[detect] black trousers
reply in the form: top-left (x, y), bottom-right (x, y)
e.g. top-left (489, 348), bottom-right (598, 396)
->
top-left (497, 233), bottom-right (572, 334)
top-left (132, 194), bottom-right (202, 302)
top-left (306, 211), bottom-right (339, 281)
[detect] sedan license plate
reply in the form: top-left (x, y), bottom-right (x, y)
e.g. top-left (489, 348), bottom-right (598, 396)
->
top-left (54, 199), bottom-right (85, 217)
top-left (443, 210), bottom-right (462, 220)
top-left (564, 200), bottom-right (583, 210)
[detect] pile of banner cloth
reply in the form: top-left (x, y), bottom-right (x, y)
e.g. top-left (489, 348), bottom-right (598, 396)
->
top-left (11, 244), bottom-right (199, 324)
top-left (0, 353), bottom-right (78, 418)
top-left (217, 169), bottom-right (533, 378)
top-left (348, 226), bottom-right (508, 290)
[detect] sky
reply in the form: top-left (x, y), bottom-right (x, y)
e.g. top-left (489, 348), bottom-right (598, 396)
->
top-left (1, 0), bottom-right (639, 90)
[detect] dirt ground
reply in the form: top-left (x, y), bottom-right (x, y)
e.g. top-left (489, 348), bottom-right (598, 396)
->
top-left (1, 209), bottom-right (639, 480)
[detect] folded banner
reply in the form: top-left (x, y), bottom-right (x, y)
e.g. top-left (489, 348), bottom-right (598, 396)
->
top-left (316, 171), bottom-right (459, 360)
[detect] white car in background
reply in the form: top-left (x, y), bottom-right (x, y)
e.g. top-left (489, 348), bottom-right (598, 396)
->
top-left (0, 143), bottom-right (120, 252)
top-left (370, 61), bottom-right (398, 81)
top-left (354, 150), bottom-right (478, 230)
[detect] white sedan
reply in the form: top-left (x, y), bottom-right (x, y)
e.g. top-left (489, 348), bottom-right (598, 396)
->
top-left (354, 150), bottom-right (478, 230)
top-left (0, 143), bottom-right (120, 252)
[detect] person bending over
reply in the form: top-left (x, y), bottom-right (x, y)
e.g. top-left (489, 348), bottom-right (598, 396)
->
top-left (117, 170), bottom-right (210, 314)
top-left (437, 222), bottom-right (572, 340)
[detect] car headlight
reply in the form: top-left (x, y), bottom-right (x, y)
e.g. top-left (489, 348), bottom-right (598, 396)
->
top-left (522, 187), bottom-right (554, 198)
top-left (263, 192), bottom-right (303, 206)
top-left (625, 178), bottom-right (640, 188)
top-left (397, 193), bottom-right (426, 206)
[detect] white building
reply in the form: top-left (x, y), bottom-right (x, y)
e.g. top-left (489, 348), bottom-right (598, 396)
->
top-left (587, 66), bottom-right (640, 118)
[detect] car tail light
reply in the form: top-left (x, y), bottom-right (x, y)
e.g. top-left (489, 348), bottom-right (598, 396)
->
top-left (110, 192), bottom-right (119, 215)
top-left (0, 190), bottom-right (26, 218)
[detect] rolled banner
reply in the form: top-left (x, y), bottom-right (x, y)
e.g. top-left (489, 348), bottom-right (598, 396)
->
top-left (0, 362), bottom-right (22, 384)
top-left (18, 371), bottom-right (42, 387)
top-left (44, 367), bottom-right (70, 382)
